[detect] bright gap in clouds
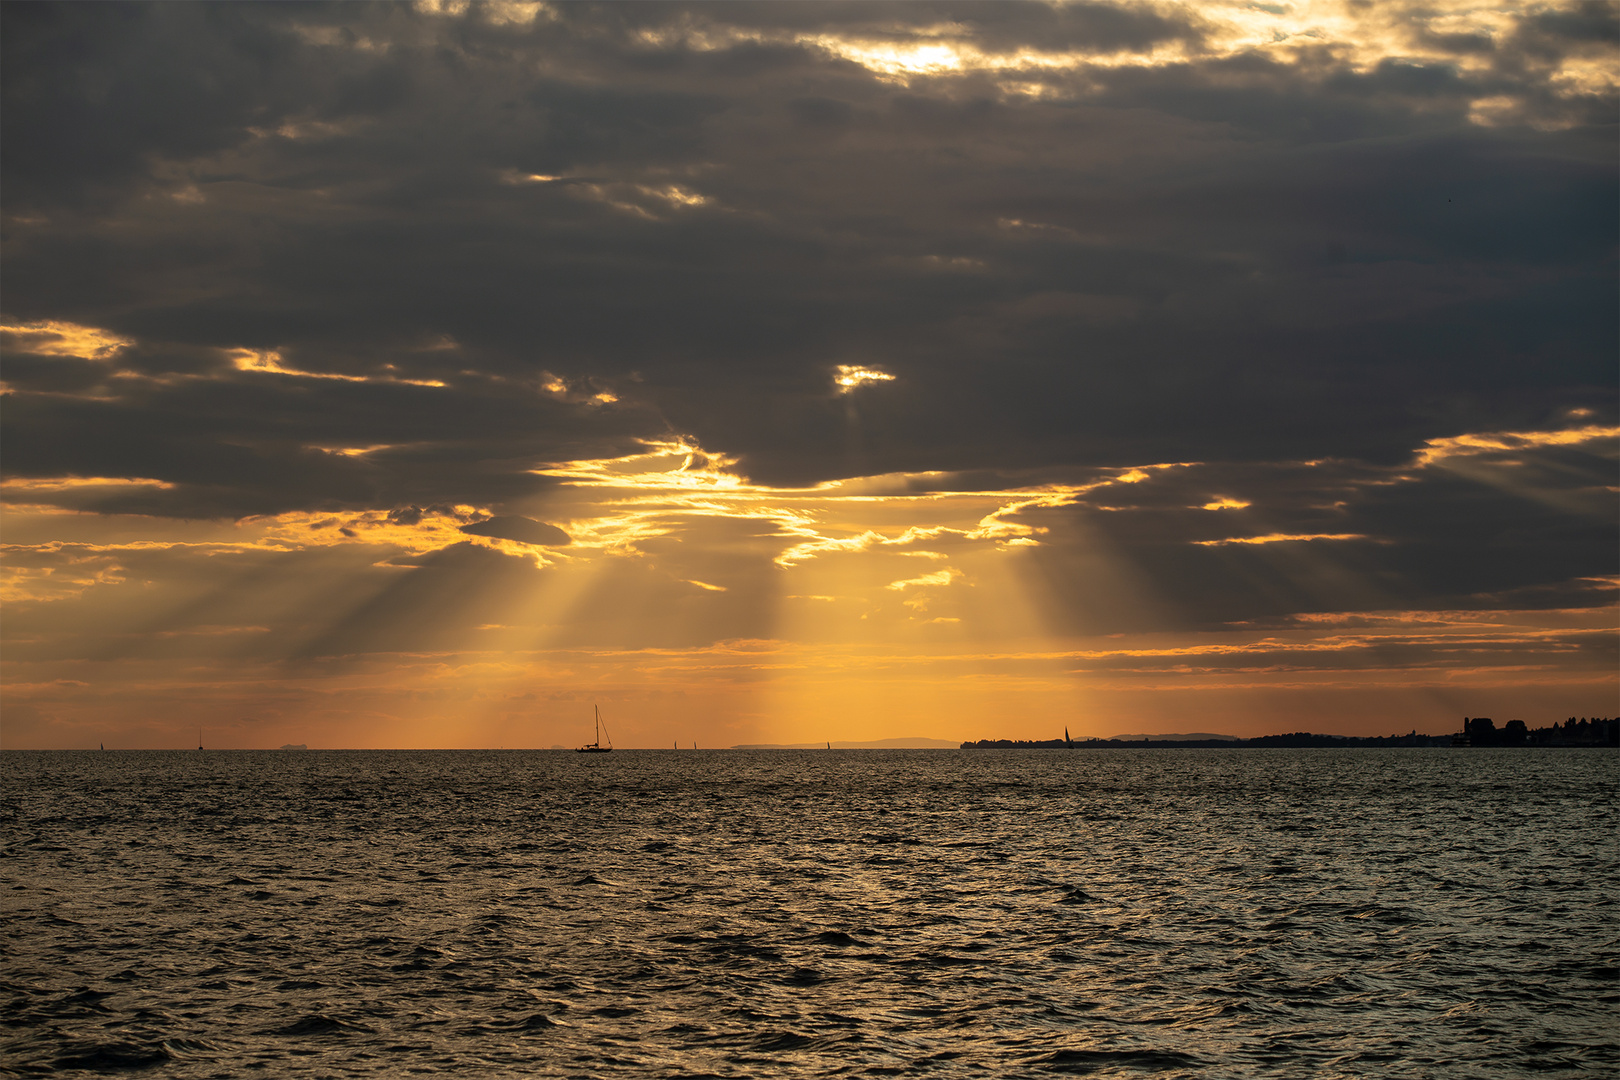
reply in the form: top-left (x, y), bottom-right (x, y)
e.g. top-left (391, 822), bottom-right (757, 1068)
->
top-left (434, 2), bottom-right (1620, 124)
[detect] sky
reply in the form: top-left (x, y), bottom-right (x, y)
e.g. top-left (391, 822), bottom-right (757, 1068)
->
top-left (2, 0), bottom-right (1615, 749)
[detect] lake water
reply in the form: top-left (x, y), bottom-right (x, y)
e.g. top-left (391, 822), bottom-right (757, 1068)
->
top-left (3, 749), bottom-right (1616, 1077)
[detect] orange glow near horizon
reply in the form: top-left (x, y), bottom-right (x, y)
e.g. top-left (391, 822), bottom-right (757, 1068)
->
top-left (3, 427), bottom-right (1615, 749)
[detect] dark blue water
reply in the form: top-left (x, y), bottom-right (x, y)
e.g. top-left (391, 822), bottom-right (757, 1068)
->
top-left (3, 749), bottom-right (1616, 1077)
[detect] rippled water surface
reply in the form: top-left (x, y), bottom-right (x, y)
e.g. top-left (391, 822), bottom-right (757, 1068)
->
top-left (3, 749), bottom-right (1616, 1077)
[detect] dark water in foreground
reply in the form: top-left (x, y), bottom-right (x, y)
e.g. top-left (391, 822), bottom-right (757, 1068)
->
top-left (2, 749), bottom-right (1616, 1078)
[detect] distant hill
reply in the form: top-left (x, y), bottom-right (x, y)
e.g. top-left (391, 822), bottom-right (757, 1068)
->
top-left (1107, 732), bottom-right (1241, 742)
top-left (731, 737), bottom-right (960, 749)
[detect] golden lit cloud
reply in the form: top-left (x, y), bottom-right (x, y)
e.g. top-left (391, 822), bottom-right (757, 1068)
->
top-left (802, 37), bottom-right (971, 79)
top-left (480, 1), bottom-right (550, 27)
top-left (1, 320), bottom-right (132, 360)
top-left (1194, 532), bottom-right (1368, 547)
top-left (543, 180), bottom-right (715, 219)
top-left (833, 365), bottom-right (896, 394)
top-left (502, 170), bottom-right (565, 185)
top-left (2, 476), bottom-right (177, 493)
top-left (1, 545), bottom-right (128, 602)
top-left (227, 348), bottom-right (447, 388)
top-left (1408, 423), bottom-right (1619, 518)
top-left (423, 2), bottom-right (1613, 127)
top-left (885, 567), bottom-right (964, 592)
top-left (1414, 423), bottom-right (1620, 468)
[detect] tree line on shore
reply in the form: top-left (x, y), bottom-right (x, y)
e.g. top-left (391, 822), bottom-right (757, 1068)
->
top-left (961, 717), bottom-right (1618, 749)
top-left (1456, 716), bottom-right (1617, 747)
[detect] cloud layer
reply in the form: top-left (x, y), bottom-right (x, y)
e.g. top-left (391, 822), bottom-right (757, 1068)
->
top-left (2, 1), bottom-right (1614, 745)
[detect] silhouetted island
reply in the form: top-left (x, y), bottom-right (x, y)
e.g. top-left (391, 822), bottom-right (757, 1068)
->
top-left (962, 717), bottom-right (1618, 749)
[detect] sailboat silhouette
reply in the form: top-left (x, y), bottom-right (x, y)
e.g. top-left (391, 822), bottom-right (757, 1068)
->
top-left (576, 706), bottom-right (612, 754)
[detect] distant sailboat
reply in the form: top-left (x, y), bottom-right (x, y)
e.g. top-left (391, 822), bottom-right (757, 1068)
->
top-left (1065, 727), bottom-right (1073, 749)
top-left (198, 728), bottom-right (204, 751)
top-left (576, 706), bottom-right (612, 754)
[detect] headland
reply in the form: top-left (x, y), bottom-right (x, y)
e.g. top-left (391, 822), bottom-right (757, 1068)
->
top-left (962, 716), bottom-right (1618, 749)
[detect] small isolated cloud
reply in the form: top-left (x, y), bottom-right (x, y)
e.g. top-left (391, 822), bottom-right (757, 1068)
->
top-left (459, 516), bottom-right (571, 546)
top-left (886, 568), bottom-right (964, 591)
top-left (1193, 533), bottom-right (1368, 547)
top-left (834, 365), bottom-right (896, 394)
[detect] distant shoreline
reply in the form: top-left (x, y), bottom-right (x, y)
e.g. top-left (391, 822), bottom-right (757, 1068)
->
top-left (963, 735), bottom-right (1451, 748)
top-left (15, 718), bottom-right (1617, 752)
top-left (962, 720), bottom-right (1619, 749)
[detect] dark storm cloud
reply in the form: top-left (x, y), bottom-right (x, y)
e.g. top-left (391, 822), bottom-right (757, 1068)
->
top-left (0, 359), bottom-right (657, 517)
top-left (2, 0), bottom-right (1613, 610)
top-left (459, 515), bottom-right (571, 545)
